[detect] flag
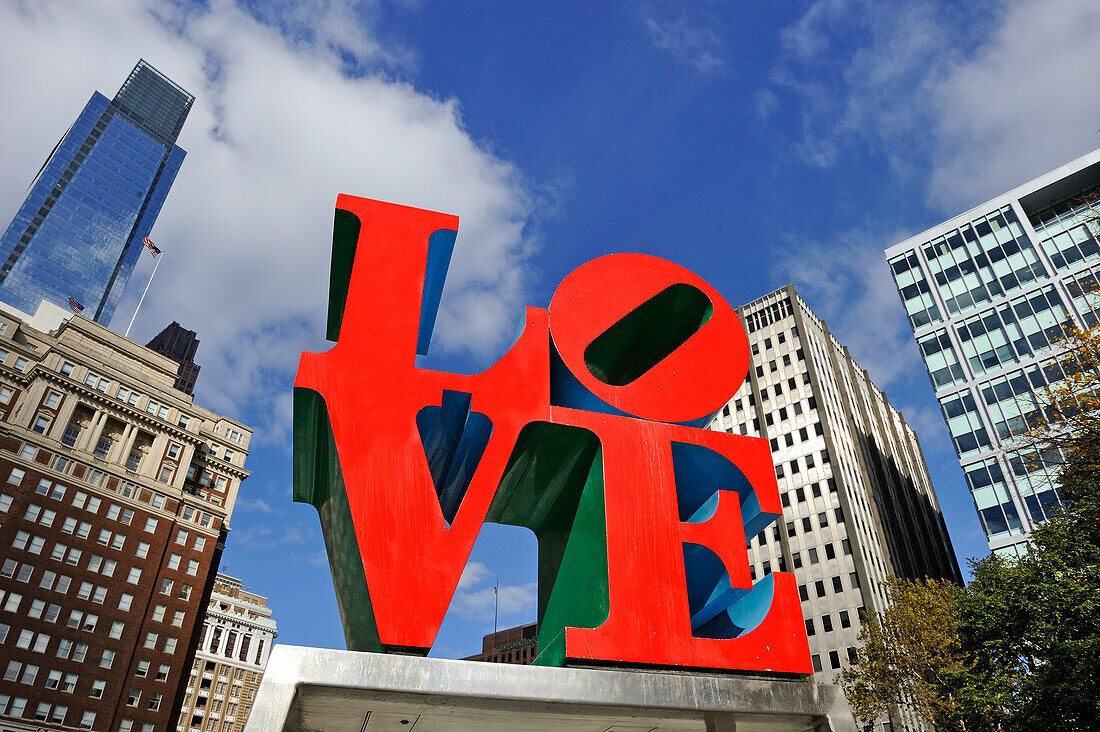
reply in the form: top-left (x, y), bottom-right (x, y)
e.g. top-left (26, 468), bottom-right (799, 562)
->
top-left (67, 297), bottom-right (84, 314)
top-left (142, 237), bottom-right (162, 257)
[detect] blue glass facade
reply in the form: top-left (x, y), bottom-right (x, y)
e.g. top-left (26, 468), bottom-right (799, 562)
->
top-left (0, 60), bottom-right (192, 324)
top-left (886, 150), bottom-right (1100, 556)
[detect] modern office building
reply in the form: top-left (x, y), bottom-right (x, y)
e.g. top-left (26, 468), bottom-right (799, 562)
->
top-left (885, 149), bottom-right (1100, 557)
top-left (462, 622), bottom-right (538, 665)
top-left (176, 574), bottom-right (277, 732)
top-left (710, 285), bottom-right (961, 695)
top-left (147, 322), bottom-right (202, 396)
top-left (0, 306), bottom-right (251, 731)
top-left (0, 60), bottom-right (192, 325)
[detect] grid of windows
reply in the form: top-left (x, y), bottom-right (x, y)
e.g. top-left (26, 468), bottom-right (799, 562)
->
top-left (0, 61), bottom-right (191, 323)
top-left (887, 153), bottom-right (1100, 555)
top-left (714, 285), bottom-right (958, 700)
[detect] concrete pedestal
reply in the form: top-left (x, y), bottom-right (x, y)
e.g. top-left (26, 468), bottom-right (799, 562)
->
top-left (246, 646), bottom-right (857, 731)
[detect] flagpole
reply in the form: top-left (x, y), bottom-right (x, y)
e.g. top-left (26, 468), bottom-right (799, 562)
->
top-left (124, 252), bottom-right (162, 339)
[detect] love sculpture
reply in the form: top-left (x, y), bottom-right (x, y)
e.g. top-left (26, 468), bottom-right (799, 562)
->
top-left (293, 195), bottom-right (811, 673)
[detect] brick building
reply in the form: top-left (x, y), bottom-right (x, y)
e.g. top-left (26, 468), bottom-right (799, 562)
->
top-left (176, 574), bottom-right (276, 732)
top-left (463, 622), bottom-right (537, 665)
top-left (0, 305), bottom-right (250, 731)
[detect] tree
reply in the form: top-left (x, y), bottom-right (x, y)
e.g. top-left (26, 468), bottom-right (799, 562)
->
top-left (839, 577), bottom-right (965, 728)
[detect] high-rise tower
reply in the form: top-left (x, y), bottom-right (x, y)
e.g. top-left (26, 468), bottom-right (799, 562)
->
top-left (0, 60), bottom-right (192, 325)
top-left (886, 149), bottom-right (1100, 556)
top-left (147, 322), bottom-right (201, 396)
top-left (711, 285), bottom-right (961, 699)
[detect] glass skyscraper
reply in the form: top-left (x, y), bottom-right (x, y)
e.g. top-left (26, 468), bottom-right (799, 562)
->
top-left (0, 60), bottom-right (193, 324)
top-left (886, 149), bottom-right (1100, 556)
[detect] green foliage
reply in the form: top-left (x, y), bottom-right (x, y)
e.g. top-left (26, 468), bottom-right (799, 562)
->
top-left (839, 578), bottom-right (964, 727)
top-left (841, 326), bottom-right (1100, 731)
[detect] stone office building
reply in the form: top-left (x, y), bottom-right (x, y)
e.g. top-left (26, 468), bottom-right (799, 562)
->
top-left (176, 574), bottom-right (277, 732)
top-left (711, 285), bottom-right (961, 692)
top-left (0, 305), bottom-right (251, 731)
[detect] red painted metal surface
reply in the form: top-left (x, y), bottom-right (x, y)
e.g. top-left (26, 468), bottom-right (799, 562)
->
top-left (295, 195), bottom-right (811, 673)
top-left (296, 196), bottom-right (550, 650)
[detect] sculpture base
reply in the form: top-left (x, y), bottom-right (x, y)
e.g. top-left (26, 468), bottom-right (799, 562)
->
top-left (246, 646), bottom-right (857, 731)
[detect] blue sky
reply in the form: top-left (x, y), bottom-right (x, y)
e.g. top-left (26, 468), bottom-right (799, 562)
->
top-left (1, 0), bottom-right (1099, 658)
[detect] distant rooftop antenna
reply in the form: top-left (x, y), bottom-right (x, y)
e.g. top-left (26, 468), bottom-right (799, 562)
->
top-left (493, 579), bottom-right (500, 637)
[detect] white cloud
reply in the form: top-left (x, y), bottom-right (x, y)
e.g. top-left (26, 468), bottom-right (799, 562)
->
top-left (450, 560), bottom-right (536, 621)
top-left (0, 0), bottom-right (539, 443)
top-left (457, 560), bottom-right (491, 591)
top-left (643, 12), bottom-right (726, 74)
top-left (234, 519), bottom-right (313, 551)
top-left (766, 0), bottom-right (1100, 395)
top-left (927, 0), bottom-right (1100, 209)
top-left (773, 228), bottom-right (925, 389)
top-left (452, 581), bottom-right (538, 622)
top-left (772, 0), bottom-right (1100, 208)
top-left (235, 496), bottom-right (275, 514)
top-left (754, 89), bottom-right (779, 120)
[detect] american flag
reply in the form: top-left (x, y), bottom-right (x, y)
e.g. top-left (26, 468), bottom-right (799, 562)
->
top-left (67, 297), bottom-right (84, 314)
top-left (142, 237), bottom-right (162, 257)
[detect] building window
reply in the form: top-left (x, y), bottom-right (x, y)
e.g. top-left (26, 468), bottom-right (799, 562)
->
top-left (32, 415), bottom-right (50, 434)
top-left (61, 424), bottom-right (80, 446)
